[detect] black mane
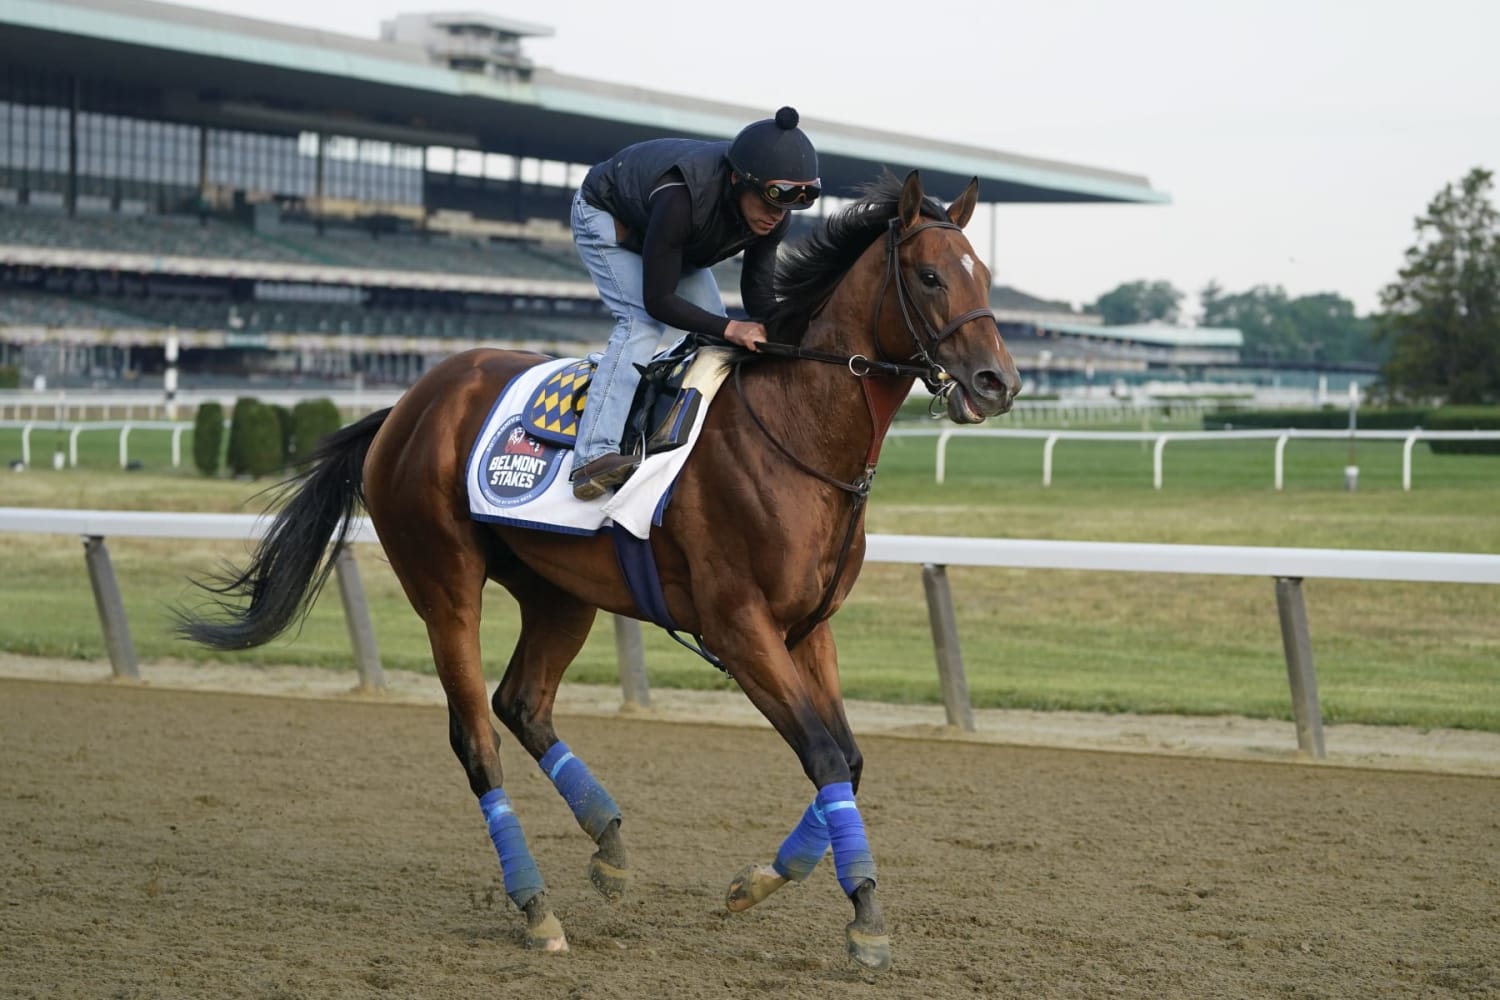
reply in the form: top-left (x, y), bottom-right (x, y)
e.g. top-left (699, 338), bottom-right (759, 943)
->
top-left (766, 172), bottom-right (948, 345)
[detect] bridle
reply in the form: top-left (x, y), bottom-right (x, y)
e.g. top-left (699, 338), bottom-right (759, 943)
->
top-left (732, 213), bottom-right (998, 650)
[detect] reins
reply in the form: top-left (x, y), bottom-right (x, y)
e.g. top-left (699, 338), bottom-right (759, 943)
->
top-left (730, 214), bottom-right (998, 651)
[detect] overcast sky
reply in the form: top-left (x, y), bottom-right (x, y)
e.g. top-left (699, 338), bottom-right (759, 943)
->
top-left (179, 0), bottom-right (1499, 319)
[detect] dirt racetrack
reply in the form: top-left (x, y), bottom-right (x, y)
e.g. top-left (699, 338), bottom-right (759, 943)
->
top-left (3, 677), bottom-right (1497, 1000)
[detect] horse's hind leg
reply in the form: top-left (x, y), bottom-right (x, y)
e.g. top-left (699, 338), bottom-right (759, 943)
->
top-left (426, 606), bottom-right (569, 951)
top-left (378, 516), bottom-right (567, 952)
top-left (489, 562), bottom-right (630, 902)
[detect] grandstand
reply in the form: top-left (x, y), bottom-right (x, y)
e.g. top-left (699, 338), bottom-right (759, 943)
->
top-left (0, 0), bottom-right (1179, 390)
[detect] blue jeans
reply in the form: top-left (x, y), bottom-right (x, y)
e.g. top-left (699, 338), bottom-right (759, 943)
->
top-left (570, 190), bottom-right (725, 465)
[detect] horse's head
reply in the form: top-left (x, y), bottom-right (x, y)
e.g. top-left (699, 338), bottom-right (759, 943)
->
top-left (880, 171), bottom-right (1021, 422)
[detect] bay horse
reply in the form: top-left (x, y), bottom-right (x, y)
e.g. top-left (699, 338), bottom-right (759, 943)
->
top-left (178, 170), bottom-right (1019, 972)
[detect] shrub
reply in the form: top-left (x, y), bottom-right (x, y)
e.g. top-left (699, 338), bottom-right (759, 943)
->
top-left (291, 399), bottom-right (343, 466)
top-left (1425, 406), bottom-right (1500, 455)
top-left (227, 398), bottom-right (283, 478)
top-left (270, 404), bottom-right (295, 464)
top-left (1202, 407), bottom-right (1429, 431)
top-left (225, 397), bottom-right (254, 475)
top-left (192, 401), bottom-right (224, 476)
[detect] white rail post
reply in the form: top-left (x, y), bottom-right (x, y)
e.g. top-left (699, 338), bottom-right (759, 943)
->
top-left (333, 546), bottom-right (386, 691)
top-left (21, 422), bottom-right (33, 467)
top-left (172, 426), bottom-right (186, 468)
top-left (1152, 434), bottom-right (1170, 490)
top-left (118, 425), bottom-right (131, 469)
top-left (69, 426), bottom-right (83, 467)
top-left (1275, 434), bottom-right (1289, 491)
top-left (921, 563), bottom-right (975, 732)
top-left (613, 615), bottom-right (651, 709)
top-left (1273, 577), bottom-right (1326, 759)
top-left (82, 535), bottom-right (140, 680)
top-left (935, 428), bottom-right (954, 485)
top-left (1042, 433), bottom-right (1059, 487)
top-left (1402, 433), bottom-right (1418, 491)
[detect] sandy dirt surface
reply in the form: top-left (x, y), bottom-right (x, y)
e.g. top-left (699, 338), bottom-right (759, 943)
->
top-left (2, 666), bottom-right (1498, 999)
top-left (3, 652), bottom-right (1500, 776)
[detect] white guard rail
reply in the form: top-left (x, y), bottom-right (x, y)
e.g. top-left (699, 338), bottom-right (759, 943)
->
top-left (1, 420), bottom-right (198, 469)
top-left (4, 507), bottom-right (1499, 760)
top-left (884, 427), bottom-right (1500, 491)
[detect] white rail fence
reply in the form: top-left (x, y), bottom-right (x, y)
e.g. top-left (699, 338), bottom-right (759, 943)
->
top-left (1, 420), bottom-right (196, 469)
top-left (5, 507), bottom-right (1499, 759)
top-left (0, 388), bottom-right (403, 422)
top-left (10, 421), bottom-right (1497, 487)
top-left (886, 427), bottom-right (1500, 491)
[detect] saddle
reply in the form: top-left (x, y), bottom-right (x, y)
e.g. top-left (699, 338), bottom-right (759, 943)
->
top-left (522, 338), bottom-right (705, 457)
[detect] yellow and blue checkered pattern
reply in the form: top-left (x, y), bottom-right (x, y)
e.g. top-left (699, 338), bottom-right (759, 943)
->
top-left (522, 359), bottom-right (593, 445)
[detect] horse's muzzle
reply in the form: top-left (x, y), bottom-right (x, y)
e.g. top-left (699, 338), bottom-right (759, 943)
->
top-left (964, 365), bottom-right (1021, 417)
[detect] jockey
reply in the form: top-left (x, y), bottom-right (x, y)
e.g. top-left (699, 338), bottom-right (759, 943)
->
top-left (568, 106), bottom-right (821, 500)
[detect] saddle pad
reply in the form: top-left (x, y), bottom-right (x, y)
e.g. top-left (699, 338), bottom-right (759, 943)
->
top-left (466, 348), bottom-right (734, 538)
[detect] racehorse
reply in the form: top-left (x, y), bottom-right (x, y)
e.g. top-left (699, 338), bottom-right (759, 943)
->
top-left (177, 170), bottom-right (1020, 972)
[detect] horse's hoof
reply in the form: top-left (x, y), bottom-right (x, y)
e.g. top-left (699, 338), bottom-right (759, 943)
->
top-left (524, 910), bottom-right (569, 952)
top-left (846, 927), bottom-right (892, 972)
top-left (522, 896), bottom-right (569, 953)
top-left (725, 863), bottom-right (789, 913)
top-left (589, 853), bottom-right (630, 902)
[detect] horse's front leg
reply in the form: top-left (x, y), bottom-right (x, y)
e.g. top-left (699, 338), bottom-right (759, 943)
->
top-left (709, 614), bottom-right (890, 972)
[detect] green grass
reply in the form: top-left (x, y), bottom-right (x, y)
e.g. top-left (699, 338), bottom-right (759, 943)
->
top-left (2, 424), bottom-right (1497, 731)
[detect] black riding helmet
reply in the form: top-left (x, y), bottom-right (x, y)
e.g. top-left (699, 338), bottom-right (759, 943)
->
top-left (726, 106), bottom-right (821, 210)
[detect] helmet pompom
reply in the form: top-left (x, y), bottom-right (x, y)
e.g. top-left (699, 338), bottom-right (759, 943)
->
top-left (774, 106), bottom-right (800, 130)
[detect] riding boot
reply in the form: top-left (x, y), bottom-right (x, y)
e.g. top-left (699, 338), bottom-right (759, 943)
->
top-left (571, 452), bottom-right (640, 500)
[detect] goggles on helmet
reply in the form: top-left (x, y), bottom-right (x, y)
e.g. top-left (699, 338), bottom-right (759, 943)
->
top-left (758, 178), bottom-right (822, 209)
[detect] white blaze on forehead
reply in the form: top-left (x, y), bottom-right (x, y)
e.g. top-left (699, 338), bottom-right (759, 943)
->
top-left (960, 253), bottom-right (976, 278)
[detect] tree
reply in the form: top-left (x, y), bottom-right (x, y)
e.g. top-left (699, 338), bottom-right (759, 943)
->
top-left (1092, 280), bottom-right (1183, 325)
top-left (1377, 167), bottom-right (1500, 403)
top-left (1199, 283), bottom-right (1377, 365)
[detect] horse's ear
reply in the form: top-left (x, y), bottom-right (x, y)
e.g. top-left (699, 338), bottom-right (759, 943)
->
top-left (947, 176), bottom-right (980, 229)
top-left (898, 170), bottom-right (925, 229)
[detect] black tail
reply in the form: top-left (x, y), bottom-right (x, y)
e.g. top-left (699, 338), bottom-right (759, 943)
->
top-left (175, 407), bottom-right (391, 650)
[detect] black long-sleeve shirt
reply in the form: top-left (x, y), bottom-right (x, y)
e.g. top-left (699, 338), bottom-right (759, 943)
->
top-left (640, 183), bottom-right (787, 337)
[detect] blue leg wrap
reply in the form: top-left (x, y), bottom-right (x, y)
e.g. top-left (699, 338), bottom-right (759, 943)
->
top-left (539, 742), bottom-right (621, 842)
top-left (817, 781), bottom-right (877, 896)
top-left (478, 788), bottom-right (545, 909)
top-left (772, 799), bottom-right (831, 882)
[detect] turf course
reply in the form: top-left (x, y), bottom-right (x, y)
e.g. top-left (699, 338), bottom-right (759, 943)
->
top-left (2, 419), bottom-right (1497, 730)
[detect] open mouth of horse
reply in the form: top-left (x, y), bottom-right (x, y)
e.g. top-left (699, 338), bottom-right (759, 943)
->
top-left (947, 381), bottom-right (988, 424)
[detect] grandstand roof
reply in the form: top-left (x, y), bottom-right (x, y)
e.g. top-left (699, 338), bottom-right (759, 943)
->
top-left (0, 0), bottom-right (1169, 204)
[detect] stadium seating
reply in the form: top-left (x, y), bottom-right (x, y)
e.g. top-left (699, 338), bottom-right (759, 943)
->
top-left (0, 291), bottom-right (156, 329)
top-left (1, 206), bottom-right (749, 289)
top-left (0, 208), bottom-right (311, 264)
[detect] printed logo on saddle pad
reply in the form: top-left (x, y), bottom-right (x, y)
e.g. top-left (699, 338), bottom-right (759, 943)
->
top-left (523, 359), bottom-right (592, 446)
top-left (475, 414), bottom-right (566, 507)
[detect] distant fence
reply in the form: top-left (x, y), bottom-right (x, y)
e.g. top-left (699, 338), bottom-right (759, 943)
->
top-left (887, 427), bottom-right (1500, 491)
top-left (0, 388), bottom-right (402, 422)
top-left (5, 506), bottom-right (1500, 759)
top-left (1, 420), bottom-right (196, 469)
top-left (1002, 399), bottom-right (1222, 426)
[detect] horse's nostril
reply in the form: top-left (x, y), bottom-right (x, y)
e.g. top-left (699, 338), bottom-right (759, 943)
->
top-left (974, 369), bottom-right (1013, 401)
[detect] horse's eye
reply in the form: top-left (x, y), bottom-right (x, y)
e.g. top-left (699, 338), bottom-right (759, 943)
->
top-left (919, 269), bottom-right (941, 288)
